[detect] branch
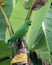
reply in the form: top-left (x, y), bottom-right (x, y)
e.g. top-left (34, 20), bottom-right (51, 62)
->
top-left (25, 0), bottom-right (35, 21)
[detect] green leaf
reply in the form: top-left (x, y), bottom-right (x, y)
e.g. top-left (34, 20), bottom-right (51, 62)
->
top-left (0, 40), bottom-right (12, 57)
top-left (0, 0), bottom-right (17, 65)
top-left (0, 40), bottom-right (12, 65)
top-left (32, 4), bottom-right (52, 64)
top-left (0, 0), bottom-right (13, 40)
top-left (27, 0), bottom-right (51, 50)
top-left (42, 5), bottom-right (52, 63)
top-left (26, 0), bottom-right (52, 64)
top-left (31, 27), bottom-right (49, 63)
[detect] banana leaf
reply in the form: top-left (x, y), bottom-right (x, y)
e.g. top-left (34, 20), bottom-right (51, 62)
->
top-left (42, 5), bottom-right (52, 64)
top-left (31, 4), bottom-right (52, 64)
top-left (0, 0), bottom-right (17, 65)
top-left (27, 0), bottom-right (52, 50)
top-left (0, 0), bottom-right (13, 40)
top-left (0, 40), bottom-right (12, 65)
top-left (26, 0), bottom-right (52, 64)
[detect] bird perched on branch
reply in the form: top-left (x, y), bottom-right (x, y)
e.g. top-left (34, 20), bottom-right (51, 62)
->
top-left (8, 20), bottom-right (32, 43)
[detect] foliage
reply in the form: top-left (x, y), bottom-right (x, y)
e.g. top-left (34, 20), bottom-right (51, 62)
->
top-left (0, 0), bottom-right (17, 65)
top-left (0, 0), bottom-right (13, 40)
top-left (42, 5), bottom-right (52, 64)
top-left (0, 0), bottom-right (52, 65)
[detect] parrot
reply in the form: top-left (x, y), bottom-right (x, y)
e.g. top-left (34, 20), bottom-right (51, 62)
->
top-left (23, 0), bottom-right (47, 10)
top-left (8, 20), bottom-right (32, 43)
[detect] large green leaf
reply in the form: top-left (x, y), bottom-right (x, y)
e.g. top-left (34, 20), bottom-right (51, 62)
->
top-left (0, 40), bottom-right (12, 58)
top-left (32, 28), bottom-right (48, 51)
top-left (0, 0), bottom-right (17, 65)
top-left (0, 60), bottom-right (11, 65)
top-left (0, 40), bottom-right (12, 65)
top-left (27, 0), bottom-right (52, 50)
top-left (0, 0), bottom-right (13, 40)
top-left (26, 0), bottom-right (52, 64)
top-left (42, 5), bottom-right (52, 63)
top-left (31, 4), bottom-right (52, 64)
top-left (31, 27), bottom-right (49, 63)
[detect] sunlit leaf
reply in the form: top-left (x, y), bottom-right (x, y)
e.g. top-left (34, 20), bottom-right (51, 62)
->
top-left (27, 0), bottom-right (52, 50)
top-left (42, 5), bottom-right (52, 63)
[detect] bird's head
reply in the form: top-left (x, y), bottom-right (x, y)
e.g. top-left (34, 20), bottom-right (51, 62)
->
top-left (26, 20), bottom-right (32, 25)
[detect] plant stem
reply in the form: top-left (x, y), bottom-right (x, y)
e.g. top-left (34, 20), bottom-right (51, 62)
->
top-left (0, 5), bottom-right (15, 56)
top-left (0, 5), bottom-right (14, 36)
top-left (25, 8), bottom-right (33, 21)
top-left (25, 0), bottom-right (35, 21)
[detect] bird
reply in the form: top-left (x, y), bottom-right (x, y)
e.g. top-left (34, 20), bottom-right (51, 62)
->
top-left (8, 20), bottom-right (32, 43)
